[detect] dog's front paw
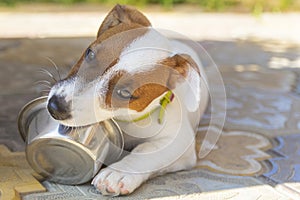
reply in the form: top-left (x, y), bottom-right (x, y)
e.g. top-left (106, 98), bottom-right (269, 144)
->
top-left (92, 168), bottom-right (145, 196)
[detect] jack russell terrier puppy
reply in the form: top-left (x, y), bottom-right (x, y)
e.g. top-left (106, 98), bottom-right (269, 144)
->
top-left (47, 4), bottom-right (209, 196)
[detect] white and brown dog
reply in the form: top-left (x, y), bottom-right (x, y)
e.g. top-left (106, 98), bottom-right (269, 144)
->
top-left (47, 4), bottom-right (208, 196)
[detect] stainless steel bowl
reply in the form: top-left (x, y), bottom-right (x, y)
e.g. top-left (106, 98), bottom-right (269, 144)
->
top-left (18, 96), bottom-right (124, 185)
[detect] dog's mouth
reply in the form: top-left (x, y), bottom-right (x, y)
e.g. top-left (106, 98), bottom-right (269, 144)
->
top-left (51, 115), bottom-right (96, 128)
top-left (46, 95), bottom-right (114, 127)
top-left (57, 124), bottom-right (91, 135)
top-left (58, 124), bottom-right (73, 135)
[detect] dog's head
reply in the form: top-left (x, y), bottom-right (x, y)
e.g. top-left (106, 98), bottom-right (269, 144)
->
top-left (47, 5), bottom-right (199, 126)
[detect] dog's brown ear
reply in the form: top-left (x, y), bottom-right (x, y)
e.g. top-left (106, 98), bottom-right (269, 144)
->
top-left (97, 4), bottom-right (151, 38)
top-left (164, 54), bottom-right (202, 112)
top-left (161, 54), bottom-right (200, 89)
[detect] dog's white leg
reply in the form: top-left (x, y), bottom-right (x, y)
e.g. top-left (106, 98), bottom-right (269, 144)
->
top-left (92, 115), bottom-right (197, 196)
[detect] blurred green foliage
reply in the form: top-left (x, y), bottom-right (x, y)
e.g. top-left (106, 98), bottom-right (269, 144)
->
top-left (0, 0), bottom-right (299, 12)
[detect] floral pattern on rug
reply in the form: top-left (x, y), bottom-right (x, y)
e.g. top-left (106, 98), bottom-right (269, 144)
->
top-left (196, 126), bottom-right (272, 176)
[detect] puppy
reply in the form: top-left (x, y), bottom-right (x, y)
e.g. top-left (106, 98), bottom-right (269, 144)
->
top-left (47, 4), bottom-right (208, 196)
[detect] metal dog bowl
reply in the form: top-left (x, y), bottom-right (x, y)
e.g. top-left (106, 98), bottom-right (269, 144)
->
top-left (18, 96), bottom-right (124, 185)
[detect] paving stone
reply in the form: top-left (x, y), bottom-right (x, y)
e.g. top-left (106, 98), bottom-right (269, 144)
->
top-left (0, 145), bottom-right (28, 168)
top-left (0, 121), bottom-right (25, 151)
top-left (196, 126), bottom-right (272, 176)
top-left (0, 145), bottom-right (46, 200)
top-left (0, 138), bottom-right (25, 152)
top-left (0, 94), bottom-right (38, 122)
top-left (0, 38), bottom-right (92, 95)
top-left (229, 87), bottom-right (300, 136)
top-left (200, 41), bottom-right (273, 68)
top-left (0, 38), bottom-right (91, 66)
top-left (0, 94), bottom-right (38, 151)
top-left (204, 85), bottom-right (300, 136)
top-left (221, 66), bottom-right (296, 93)
top-left (0, 167), bottom-right (46, 200)
top-left (0, 39), bottom-right (21, 52)
top-left (0, 61), bottom-right (59, 95)
top-left (200, 43), bottom-right (299, 134)
top-left (23, 169), bottom-right (267, 200)
top-left (0, 121), bottom-right (18, 138)
top-left (199, 65), bottom-right (227, 128)
top-left (201, 40), bottom-right (300, 71)
top-left (295, 71), bottom-right (300, 96)
top-left (201, 56), bottom-right (299, 136)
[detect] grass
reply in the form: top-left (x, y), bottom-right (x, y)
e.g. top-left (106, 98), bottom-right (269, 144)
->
top-left (0, 0), bottom-right (299, 12)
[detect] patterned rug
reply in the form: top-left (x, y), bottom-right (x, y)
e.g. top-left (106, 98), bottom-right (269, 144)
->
top-left (1, 38), bottom-right (300, 199)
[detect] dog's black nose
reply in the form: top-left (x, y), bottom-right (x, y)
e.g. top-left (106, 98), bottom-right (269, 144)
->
top-left (47, 95), bottom-right (71, 120)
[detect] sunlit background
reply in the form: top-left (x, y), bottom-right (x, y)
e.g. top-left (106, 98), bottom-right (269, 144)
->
top-left (1, 0), bottom-right (300, 12)
top-left (1, 0), bottom-right (300, 43)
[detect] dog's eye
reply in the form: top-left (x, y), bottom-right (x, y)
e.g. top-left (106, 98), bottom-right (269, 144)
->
top-left (85, 48), bottom-right (96, 62)
top-left (117, 89), bottom-right (136, 100)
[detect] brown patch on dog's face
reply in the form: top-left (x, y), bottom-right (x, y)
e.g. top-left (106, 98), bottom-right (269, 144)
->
top-left (68, 26), bottom-right (148, 81)
top-left (105, 68), bottom-right (169, 112)
top-left (105, 54), bottom-right (197, 112)
top-left (67, 4), bottom-right (151, 79)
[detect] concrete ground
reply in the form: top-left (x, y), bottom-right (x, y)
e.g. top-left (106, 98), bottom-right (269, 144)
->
top-left (0, 8), bottom-right (300, 199)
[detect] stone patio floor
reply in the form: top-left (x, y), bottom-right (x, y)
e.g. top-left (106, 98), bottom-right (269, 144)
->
top-left (1, 11), bottom-right (300, 200)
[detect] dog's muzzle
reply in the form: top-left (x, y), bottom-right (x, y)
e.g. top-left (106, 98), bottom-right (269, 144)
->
top-left (47, 95), bottom-right (71, 120)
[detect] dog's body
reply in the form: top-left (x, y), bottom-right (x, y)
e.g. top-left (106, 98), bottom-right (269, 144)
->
top-left (47, 5), bottom-right (208, 196)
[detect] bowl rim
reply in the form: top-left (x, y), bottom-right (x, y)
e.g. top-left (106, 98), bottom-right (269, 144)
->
top-left (26, 136), bottom-right (97, 184)
top-left (18, 96), bottom-right (48, 141)
top-left (17, 97), bottom-right (125, 156)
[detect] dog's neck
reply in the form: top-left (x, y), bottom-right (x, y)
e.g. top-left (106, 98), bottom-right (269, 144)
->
top-left (112, 91), bottom-right (168, 122)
